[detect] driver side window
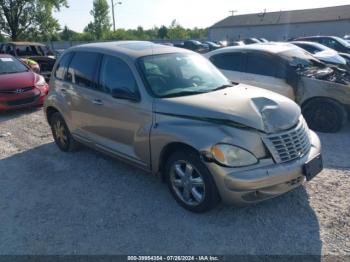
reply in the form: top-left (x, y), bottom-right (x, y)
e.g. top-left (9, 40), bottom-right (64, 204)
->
top-left (99, 55), bottom-right (138, 95)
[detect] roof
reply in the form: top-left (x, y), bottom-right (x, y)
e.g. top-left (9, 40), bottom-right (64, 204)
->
top-left (206, 43), bottom-right (299, 57)
top-left (6, 42), bottom-right (46, 46)
top-left (211, 5), bottom-right (350, 28)
top-left (0, 54), bottom-right (14, 58)
top-left (68, 41), bottom-right (191, 59)
top-left (290, 41), bottom-right (330, 51)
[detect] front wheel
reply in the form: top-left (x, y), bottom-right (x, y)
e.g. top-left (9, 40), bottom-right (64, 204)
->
top-left (302, 98), bottom-right (347, 133)
top-left (165, 150), bottom-right (220, 213)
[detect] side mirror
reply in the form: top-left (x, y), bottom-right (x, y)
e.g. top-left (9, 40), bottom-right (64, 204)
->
top-left (111, 87), bottom-right (139, 102)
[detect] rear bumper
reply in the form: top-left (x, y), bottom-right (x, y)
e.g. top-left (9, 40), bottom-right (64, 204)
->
top-left (207, 131), bottom-right (322, 206)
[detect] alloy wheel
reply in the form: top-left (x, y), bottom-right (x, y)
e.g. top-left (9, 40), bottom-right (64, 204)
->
top-left (53, 119), bottom-right (68, 147)
top-left (169, 160), bottom-right (206, 206)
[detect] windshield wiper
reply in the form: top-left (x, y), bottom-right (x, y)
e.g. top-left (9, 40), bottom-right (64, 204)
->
top-left (161, 91), bottom-right (206, 98)
top-left (211, 84), bottom-right (233, 91)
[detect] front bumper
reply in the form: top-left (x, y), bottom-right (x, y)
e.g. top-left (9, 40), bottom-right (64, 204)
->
top-left (0, 85), bottom-right (49, 111)
top-left (206, 131), bottom-right (322, 206)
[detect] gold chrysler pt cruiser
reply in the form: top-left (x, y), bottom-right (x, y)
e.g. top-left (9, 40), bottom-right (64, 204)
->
top-left (44, 41), bottom-right (323, 213)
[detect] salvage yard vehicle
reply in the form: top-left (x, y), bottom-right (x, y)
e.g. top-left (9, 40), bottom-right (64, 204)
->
top-left (175, 40), bottom-right (209, 53)
top-left (290, 41), bottom-right (348, 69)
top-left (295, 36), bottom-right (350, 54)
top-left (44, 41), bottom-right (322, 213)
top-left (0, 54), bottom-right (49, 111)
top-left (206, 43), bottom-right (350, 133)
top-left (0, 42), bottom-right (56, 81)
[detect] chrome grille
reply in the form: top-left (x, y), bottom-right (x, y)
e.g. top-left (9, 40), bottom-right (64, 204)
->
top-left (262, 119), bottom-right (311, 163)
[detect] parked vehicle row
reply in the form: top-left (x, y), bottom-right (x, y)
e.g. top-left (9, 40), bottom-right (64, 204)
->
top-left (4, 37), bottom-right (350, 213)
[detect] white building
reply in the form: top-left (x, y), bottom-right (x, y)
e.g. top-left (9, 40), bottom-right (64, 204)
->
top-left (209, 5), bottom-right (350, 42)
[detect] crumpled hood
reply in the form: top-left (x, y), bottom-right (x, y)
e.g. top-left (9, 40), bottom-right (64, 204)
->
top-left (155, 84), bottom-right (301, 134)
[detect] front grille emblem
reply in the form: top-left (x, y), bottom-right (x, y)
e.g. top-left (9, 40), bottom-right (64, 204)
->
top-left (15, 89), bottom-right (24, 94)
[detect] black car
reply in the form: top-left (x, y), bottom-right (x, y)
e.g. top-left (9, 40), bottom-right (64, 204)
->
top-left (295, 36), bottom-right (350, 54)
top-left (242, 38), bottom-right (262, 45)
top-left (0, 42), bottom-right (56, 80)
top-left (204, 41), bottom-right (221, 51)
top-left (175, 40), bottom-right (209, 53)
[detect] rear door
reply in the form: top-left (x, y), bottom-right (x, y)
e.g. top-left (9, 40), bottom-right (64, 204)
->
top-left (84, 54), bottom-right (152, 168)
top-left (63, 51), bottom-right (101, 138)
top-left (66, 53), bottom-right (152, 168)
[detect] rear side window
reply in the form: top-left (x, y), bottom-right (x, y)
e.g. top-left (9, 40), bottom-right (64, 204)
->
top-left (210, 52), bottom-right (246, 72)
top-left (67, 52), bottom-right (99, 88)
top-left (99, 55), bottom-right (138, 94)
top-left (54, 53), bottom-right (72, 80)
top-left (245, 53), bottom-right (278, 77)
top-left (320, 38), bottom-right (342, 50)
top-left (296, 44), bottom-right (319, 54)
top-left (15, 45), bottom-right (39, 56)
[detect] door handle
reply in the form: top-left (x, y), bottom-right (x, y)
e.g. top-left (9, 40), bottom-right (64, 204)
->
top-left (92, 99), bottom-right (104, 106)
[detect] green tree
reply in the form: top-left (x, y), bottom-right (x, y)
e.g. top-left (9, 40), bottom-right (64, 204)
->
top-left (61, 26), bottom-right (77, 41)
top-left (0, 0), bottom-right (67, 41)
top-left (168, 20), bottom-right (188, 40)
top-left (85, 0), bottom-right (111, 40)
top-left (157, 25), bottom-right (168, 39)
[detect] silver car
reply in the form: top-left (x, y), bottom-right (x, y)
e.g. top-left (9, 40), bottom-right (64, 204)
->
top-left (44, 41), bottom-right (323, 213)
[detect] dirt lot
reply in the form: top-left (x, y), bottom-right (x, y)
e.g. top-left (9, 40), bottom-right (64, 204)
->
top-left (0, 108), bottom-right (349, 255)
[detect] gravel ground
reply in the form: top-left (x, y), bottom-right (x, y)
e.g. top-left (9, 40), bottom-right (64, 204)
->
top-left (0, 108), bottom-right (349, 255)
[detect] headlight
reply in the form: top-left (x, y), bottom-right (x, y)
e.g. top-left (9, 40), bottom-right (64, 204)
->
top-left (35, 75), bottom-right (46, 87)
top-left (211, 144), bottom-right (258, 167)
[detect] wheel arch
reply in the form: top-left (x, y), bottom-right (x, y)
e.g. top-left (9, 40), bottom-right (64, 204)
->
top-left (301, 96), bottom-right (345, 110)
top-left (158, 142), bottom-right (199, 182)
top-left (45, 106), bottom-right (61, 125)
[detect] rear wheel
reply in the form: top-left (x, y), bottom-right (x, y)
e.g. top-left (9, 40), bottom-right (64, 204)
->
top-left (50, 112), bottom-right (79, 152)
top-left (165, 149), bottom-right (220, 213)
top-left (302, 98), bottom-right (347, 133)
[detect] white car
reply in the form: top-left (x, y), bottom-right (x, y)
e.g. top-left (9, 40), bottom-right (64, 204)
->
top-left (290, 41), bottom-right (347, 66)
top-left (205, 43), bottom-right (350, 133)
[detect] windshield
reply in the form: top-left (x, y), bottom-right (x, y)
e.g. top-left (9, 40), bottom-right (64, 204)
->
top-left (0, 57), bottom-right (28, 74)
top-left (280, 48), bottom-right (325, 69)
top-left (138, 53), bottom-right (231, 98)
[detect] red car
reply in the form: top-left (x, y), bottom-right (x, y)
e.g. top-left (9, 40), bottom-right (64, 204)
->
top-left (0, 54), bottom-right (49, 111)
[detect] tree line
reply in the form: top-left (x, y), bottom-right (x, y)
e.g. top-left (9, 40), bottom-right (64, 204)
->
top-left (0, 0), bottom-right (208, 42)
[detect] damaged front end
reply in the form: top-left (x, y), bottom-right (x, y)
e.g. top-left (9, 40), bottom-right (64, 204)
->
top-left (298, 66), bottom-right (350, 86)
top-left (286, 64), bottom-right (350, 107)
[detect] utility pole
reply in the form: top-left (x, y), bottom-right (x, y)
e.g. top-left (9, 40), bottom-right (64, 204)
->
top-left (111, 0), bottom-right (122, 31)
top-left (229, 10), bottom-right (237, 16)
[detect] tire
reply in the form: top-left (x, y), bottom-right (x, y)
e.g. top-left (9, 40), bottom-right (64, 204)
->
top-left (302, 98), bottom-right (347, 133)
top-left (164, 149), bottom-right (220, 213)
top-left (49, 112), bottom-right (79, 152)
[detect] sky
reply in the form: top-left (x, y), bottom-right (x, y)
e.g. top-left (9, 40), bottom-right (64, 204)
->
top-left (54, 0), bottom-right (350, 32)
